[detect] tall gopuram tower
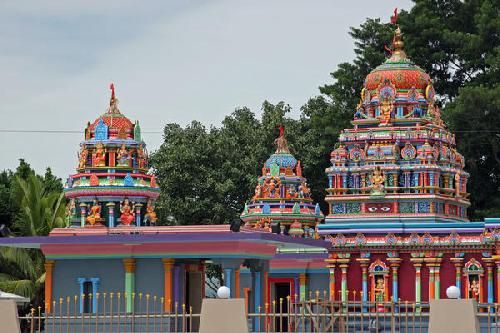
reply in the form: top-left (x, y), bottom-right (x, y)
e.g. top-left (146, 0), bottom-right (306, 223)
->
top-left (319, 27), bottom-right (498, 304)
top-left (64, 84), bottom-right (160, 228)
top-left (325, 27), bottom-right (469, 225)
top-left (241, 126), bottom-right (323, 236)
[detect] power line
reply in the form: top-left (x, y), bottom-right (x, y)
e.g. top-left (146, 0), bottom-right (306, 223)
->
top-left (0, 129), bottom-right (163, 134)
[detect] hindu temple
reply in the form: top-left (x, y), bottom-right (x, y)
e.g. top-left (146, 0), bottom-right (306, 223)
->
top-left (64, 84), bottom-right (160, 228)
top-left (0, 23), bottom-right (499, 332)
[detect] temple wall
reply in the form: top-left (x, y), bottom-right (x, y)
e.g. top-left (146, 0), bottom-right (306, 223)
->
top-left (135, 259), bottom-right (163, 296)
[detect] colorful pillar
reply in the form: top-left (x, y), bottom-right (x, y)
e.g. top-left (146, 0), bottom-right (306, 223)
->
top-left (134, 203), bottom-right (143, 227)
top-left (485, 260), bottom-right (494, 304)
top-left (429, 265), bottom-right (435, 300)
top-left (356, 259), bottom-right (369, 305)
top-left (413, 261), bottom-right (422, 304)
top-left (299, 273), bottom-right (308, 301)
top-left (340, 264), bottom-right (348, 302)
top-left (123, 258), bottom-right (136, 313)
top-left (388, 258), bottom-right (402, 303)
top-left (496, 261), bottom-right (500, 303)
top-left (327, 265), bottom-right (336, 301)
top-left (224, 268), bottom-right (234, 296)
top-left (79, 203), bottom-right (87, 227)
top-left (44, 260), bottom-right (55, 313)
top-left (235, 268), bottom-right (241, 298)
top-left (434, 265), bottom-right (440, 300)
top-left (450, 257), bottom-right (464, 296)
top-left (90, 277), bottom-right (100, 313)
top-left (106, 202), bottom-right (115, 228)
top-left (162, 258), bottom-right (174, 312)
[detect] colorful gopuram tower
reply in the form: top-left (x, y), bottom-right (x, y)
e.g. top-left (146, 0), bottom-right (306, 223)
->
top-left (240, 126), bottom-right (323, 236)
top-left (319, 27), bottom-right (498, 305)
top-left (324, 27), bottom-right (469, 225)
top-left (64, 84), bottom-right (160, 228)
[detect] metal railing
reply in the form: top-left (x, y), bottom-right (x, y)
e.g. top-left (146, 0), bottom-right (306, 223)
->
top-left (17, 292), bottom-right (500, 332)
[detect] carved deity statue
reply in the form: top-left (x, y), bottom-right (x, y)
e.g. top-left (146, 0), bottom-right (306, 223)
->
top-left (379, 100), bottom-right (393, 126)
top-left (370, 166), bottom-right (386, 195)
top-left (65, 199), bottom-right (76, 226)
top-left (78, 147), bottom-right (88, 169)
top-left (120, 198), bottom-right (135, 225)
top-left (374, 277), bottom-right (385, 302)
top-left (136, 145), bottom-right (147, 169)
top-left (117, 144), bottom-right (130, 166)
top-left (93, 142), bottom-right (106, 167)
top-left (86, 199), bottom-right (101, 225)
top-left (298, 181), bottom-right (310, 199)
top-left (274, 125), bottom-right (290, 154)
top-left (253, 183), bottom-right (263, 201)
top-left (469, 278), bottom-right (480, 300)
top-left (143, 199), bottom-right (158, 225)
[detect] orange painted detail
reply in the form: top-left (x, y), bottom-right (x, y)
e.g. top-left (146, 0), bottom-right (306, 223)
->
top-left (123, 258), bottom-right (136, 273)
top-left (44, 260), bottom-right (55, 313)
top-left (235, 268), bottom-right (241, 298)
top-left (162, 258), bottom-right (174, 312)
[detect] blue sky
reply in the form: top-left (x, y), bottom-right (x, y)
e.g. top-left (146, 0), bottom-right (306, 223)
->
top-left (0, 0), bottom-right (412, 179)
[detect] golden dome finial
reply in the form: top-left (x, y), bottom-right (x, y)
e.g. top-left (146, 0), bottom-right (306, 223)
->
top-left (389, 27), bottom-right (407, 62)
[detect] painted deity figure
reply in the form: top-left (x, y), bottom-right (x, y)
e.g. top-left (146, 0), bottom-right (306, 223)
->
top-left (379, 100), bottom-right (393, 126)
top-left (93, 142), bottom-right (106, 167)
top-left (274, 125), bottom-right (290, 154)
top-left (86, 199), bottom-right (101, 225)
top-left (298, 181), bottom-right (310, 199)
top-left (65, 199), bottom-right (76, 226)
top-left (288, 185), bottom-right (298, 199)
top-left (136, 145), bottom-right (146, 169)
top-left (370, 166), bottom-right (385, 195)
top-left (469, 278), bottom-right (480, 300)
top-left (143, 199), bottom-right (158, 225)
top-left (120, 199), bottom-right (135, 225)
top-left (374, 277), bottom-right (385, 302)
top-left (267, 178), bottom-right (280, 198)
top-left (78, 147), bottom-right (88, 169)
top-left (253, 183), bottom-right (262, 201)
top-left (117, 144), bottom-right (130, 166)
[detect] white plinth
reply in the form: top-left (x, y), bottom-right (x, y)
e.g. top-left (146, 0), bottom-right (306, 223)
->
top-left (199, 298), bottom-right (248, 333)
top-left (0, 300), bottom-right (21, 333)
top-left (429, 299), bottom-right (480, 333)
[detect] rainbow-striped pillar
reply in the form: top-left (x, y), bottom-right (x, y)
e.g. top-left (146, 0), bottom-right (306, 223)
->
top-left (327, 265), bottom-right (336, 301)
top-left (429, 266), bottom-right (435, 300)
top-left (388, 258), bottom-right (402, 303)
top-left (485, 260), bottom-right (494, 304)
top-left (134, 204), bottom-right (142, 227)
top-left (106, 202), bottom-right (115, 227)
top-left (413, 262), bottom-right (422, 304)
top-left (123, 258), bottom-right (136, 313)
top-left (340, 264), bottom-right (348, 302)
top-left (299, 273), bottom-right (308, 301)
top-left (79, 203), bottom-right (87, 227)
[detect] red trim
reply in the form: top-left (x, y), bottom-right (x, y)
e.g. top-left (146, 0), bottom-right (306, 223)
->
top-left (267, 277), bottom-right (295, 305)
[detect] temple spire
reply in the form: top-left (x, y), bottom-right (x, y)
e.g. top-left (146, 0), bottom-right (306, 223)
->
top-left (389, 27), bottom-right (407, 62)
top-left (274, 125), bottom-right (290, 154)
top-left (107, 83), bottom-right (120, 114)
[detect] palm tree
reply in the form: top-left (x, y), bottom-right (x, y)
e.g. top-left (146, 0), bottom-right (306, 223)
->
top-left (0, 173), bottom-right (65, 306)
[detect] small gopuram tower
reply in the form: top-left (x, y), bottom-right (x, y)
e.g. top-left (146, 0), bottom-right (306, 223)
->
top-left (240, 126), bottom-right (323, 236)
top-left (324, 27), bottom-right (470, 225)
top-left (64, 84), bottom-right (160, 227)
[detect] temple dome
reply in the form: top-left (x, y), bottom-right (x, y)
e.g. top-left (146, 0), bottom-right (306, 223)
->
top-left (265, 153), bottom-right (297, 169)
top-left (363, 28), bottom-right (432, 95)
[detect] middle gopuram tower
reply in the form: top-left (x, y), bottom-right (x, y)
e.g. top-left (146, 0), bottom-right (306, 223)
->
top-left (323, 28), bottom-right (470, 228)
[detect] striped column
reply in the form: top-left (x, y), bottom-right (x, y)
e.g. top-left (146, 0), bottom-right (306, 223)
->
top-left (299, 273), bottom-right (308, 301)
top-left (429, 266), bottom-right (435, 300)
top-left (123, 258), bottom-right (136, 313)
top-left (235, 268), bottom-right (241, 298)
top-left (162, 259), bottom-right (174, 312)
top-left (224, 268), bottom-right (234, 296)
top-left (340, 264), bottom-right (348, 302)
top-left (485, 260), bottom-right (494, 304)
top-left (328, 265), bottom-right (336, 301)
top-left (106, 202), bottom-right (115, 228)
top-left (44, 260), bottom-right (55, 313)
top-left (434, 266), bottom-right (440, 299)
top-left (413, 262), bottom-right (422, 304)
top-left (388, 258), bottom-right (402, 303)
top-left (79, 203), bottom-right (87, 227)
top-left (450, 257), bottom-right (464, 296)
top-left (496, 262), bottom-right (500, 304)
top-left (134, 204), bottom-right (143, 227)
